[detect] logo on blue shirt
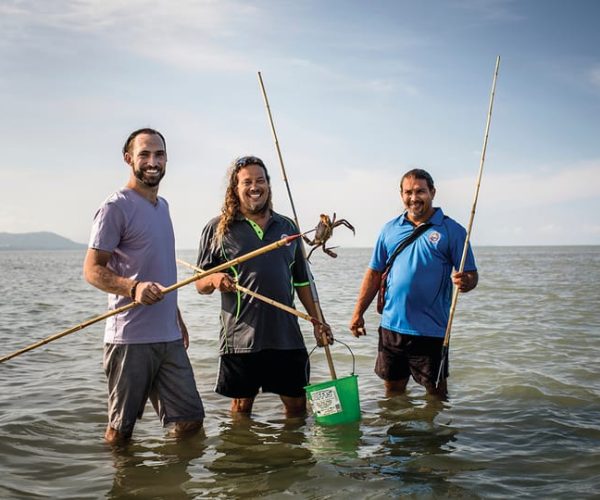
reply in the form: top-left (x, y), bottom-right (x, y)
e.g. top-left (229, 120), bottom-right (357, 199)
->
top-left (428, 231), bottom-right (441, 244)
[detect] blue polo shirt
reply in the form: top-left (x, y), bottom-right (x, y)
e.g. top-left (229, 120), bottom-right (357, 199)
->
top-left (369, 208), bottom-right (476, 338)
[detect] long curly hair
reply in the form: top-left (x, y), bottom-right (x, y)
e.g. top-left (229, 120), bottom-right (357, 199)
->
top-left (215, 156), bottom-right (273, 246)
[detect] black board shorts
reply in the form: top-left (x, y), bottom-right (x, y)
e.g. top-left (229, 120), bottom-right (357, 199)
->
top-left (375, 327), bottom-right (448, 386)
top-left (216, 349), bottom-right (310, 398)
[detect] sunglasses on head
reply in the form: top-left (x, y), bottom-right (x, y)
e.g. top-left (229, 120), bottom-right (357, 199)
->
top-left (234, 156), bottom-right (265, 169)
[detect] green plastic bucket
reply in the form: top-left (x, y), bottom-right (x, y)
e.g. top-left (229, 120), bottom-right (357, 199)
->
top-left (305, 374), bottom-right (361, 425)
top-left (304, 340), bottom-right (361, 425)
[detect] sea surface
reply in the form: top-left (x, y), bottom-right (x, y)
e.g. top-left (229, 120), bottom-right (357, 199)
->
top-left (1, 247), bottom-right (599, 499)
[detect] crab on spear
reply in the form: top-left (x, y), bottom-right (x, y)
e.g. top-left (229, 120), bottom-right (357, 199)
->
top-left (303, 213), bottom-right (355, 261)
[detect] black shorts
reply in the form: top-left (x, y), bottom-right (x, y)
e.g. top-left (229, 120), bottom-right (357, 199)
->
top-left (215, 349), bottom-right (310, 398)
top-left (375, 327), bottom-right (448, 387)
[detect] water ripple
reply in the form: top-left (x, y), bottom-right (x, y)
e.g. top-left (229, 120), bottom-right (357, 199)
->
top-left (1, 248), bottom-right (599, 498)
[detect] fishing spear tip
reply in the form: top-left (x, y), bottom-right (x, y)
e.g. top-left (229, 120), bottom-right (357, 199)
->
top-left (284, 233), bottom-right (301, 243)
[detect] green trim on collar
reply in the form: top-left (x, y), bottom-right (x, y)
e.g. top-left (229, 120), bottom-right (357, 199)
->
top-left (245, 218), bottom-right (264, 240)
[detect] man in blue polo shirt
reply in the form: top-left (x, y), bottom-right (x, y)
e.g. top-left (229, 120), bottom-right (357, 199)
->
top-left (349, 169), bottom-right (478, 398)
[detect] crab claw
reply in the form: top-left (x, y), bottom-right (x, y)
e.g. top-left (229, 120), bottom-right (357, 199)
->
top-left (323, 246), bottom-right (338, 258)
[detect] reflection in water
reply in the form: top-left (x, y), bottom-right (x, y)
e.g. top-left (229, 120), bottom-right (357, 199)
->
top-left (350, 394), bottom-right (479, 497)
top-left (306, 421), bottom-right (362, 460)
top-left (3, 248), bottom-right (600, 498)
top-left (108, 432), bottom-right (207, 499)
top-left (377, 395), bottom-right (457, 462)
top-left (328, 395), bottom-right (476, 498)
top-left (199, 416), bottom-right (315, 498)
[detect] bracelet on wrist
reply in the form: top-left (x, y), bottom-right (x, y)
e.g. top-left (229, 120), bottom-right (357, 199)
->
top-left (130, 280), bottom-right (140, 300)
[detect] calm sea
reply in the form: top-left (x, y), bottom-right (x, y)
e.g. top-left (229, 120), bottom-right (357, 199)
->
top-left (1, 247), bottom-right (599, 499)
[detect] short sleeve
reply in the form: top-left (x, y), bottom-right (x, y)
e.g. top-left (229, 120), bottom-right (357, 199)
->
top-left (196, 220), bottom-right (222, 271)
top-left (447, 221), bottom-right (477, 272)
top-left (292, 238), bottom-right (311, 287)
top-left (368, 229), bottom-right (388, 272)
top-left (88, 202), bottom-right (125, 253)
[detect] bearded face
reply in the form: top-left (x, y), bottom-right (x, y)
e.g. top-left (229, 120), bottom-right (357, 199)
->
top-left (235, 164), bottom-right (271, 216)
top-left (126, 133), bottom-right (167, 188)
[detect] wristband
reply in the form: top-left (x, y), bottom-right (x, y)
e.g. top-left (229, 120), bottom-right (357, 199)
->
top-left (130, 280), bottom-right (140, 301)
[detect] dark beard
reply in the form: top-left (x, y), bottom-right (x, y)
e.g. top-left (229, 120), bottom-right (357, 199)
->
top-left (240, 193), bottom-right (272, 216)
top-left (245, 201), bottom-right (269, 215)
top-left (135, 168), bottom-right (165, 187)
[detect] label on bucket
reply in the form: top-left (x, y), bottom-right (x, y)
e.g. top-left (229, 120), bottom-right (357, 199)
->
top-left (310, 386), bottom-right (342, 417)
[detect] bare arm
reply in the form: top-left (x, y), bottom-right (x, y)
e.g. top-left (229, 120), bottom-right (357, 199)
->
top-left (83, 248), bottom-right (164, 305)
top-left (349, 267), bottom-right (383, 337)
top-left (177, 307), bottom-right (189, 349)
top-left (194, 272), bottom-right (236, 294)
top-left (83, 248), bottom-right (134, 296)
top-left (296, 285), bottom-right (333, 346)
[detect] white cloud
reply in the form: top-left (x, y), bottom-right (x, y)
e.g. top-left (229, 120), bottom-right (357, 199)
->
top-left (0, 0), bottom-right (263, 71)
top-left (440, 160), bottom-right (600, 208)
top-left (274, 159), bottom-right (600, 248)
top-left (0, 0), bottom-right (425, 93)
top-left (434, 160), bottom-right (600, 245)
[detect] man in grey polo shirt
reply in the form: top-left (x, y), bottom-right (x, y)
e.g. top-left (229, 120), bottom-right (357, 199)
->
top-left (195, 156), bottom-right (332, 417)
top-left (84, 128), bottom-right (204, 445)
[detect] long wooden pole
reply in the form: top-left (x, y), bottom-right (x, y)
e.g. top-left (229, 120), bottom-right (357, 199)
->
top-left (0, 234), bottom-right (300, 364)
top-left (257, 71), bottom-right (337, 379)
top-left (176, 259), bottom-right (325, 327)
top-left (436, 56), bottom-right (501, 386)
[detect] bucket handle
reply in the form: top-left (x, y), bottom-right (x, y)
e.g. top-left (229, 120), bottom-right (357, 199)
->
top-left (307, 338), bottom-right (356, 378)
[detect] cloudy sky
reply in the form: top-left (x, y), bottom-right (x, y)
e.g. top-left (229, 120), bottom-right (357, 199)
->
top-left (1, 0), bottom-right (599, 249)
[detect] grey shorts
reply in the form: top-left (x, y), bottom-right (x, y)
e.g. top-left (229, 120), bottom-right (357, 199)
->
top-left (103, 339), bottom-right (205, 436)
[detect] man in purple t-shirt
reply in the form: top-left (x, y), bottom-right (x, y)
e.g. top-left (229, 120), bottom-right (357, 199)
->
top-left (83, 128), bottom-right (204, 445)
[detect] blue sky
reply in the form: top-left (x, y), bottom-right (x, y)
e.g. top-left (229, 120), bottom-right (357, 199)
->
top-left (1, 0), bottom-right (599, 248)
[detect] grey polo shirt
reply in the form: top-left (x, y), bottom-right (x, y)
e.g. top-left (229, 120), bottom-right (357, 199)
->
top-left (197, 212), bottom-right (311, 354)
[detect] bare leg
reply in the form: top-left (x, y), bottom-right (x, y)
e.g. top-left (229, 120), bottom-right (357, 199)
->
top-left (280, 395), bottom-right (306, 418)
top-left (149, 389), bottom-right (204, 437)
top-left (170, 420), bottom-right (204, 438)
top-left (424, 379), bottom-right (448, 400)
top-left (231, 397), bottom-right (255, 416)
top-left (104, 425), bottom-right (131, 446)
top-left (384, 378), bottom-right (409, 397)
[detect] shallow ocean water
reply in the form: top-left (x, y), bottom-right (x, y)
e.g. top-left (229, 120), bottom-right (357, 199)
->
top-left (1, 246), bottom-right (599, 499)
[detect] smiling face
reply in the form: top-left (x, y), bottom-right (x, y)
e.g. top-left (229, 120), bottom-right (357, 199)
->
top-left (401, 175), bottom-right (436, 224)
top-left (235, 163), bottom-right (271, 216)
top-left (125, 133), bottom-right (167, 188)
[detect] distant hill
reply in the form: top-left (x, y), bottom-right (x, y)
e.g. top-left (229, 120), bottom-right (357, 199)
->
top-left (0, 232), bottom-right (86, 250)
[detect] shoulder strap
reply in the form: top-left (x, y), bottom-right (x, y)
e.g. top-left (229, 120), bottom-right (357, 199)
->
top-left (383, 222), bottom-right (432, 272)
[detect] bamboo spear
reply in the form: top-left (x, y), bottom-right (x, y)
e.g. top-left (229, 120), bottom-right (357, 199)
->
top-left (176, 259), bottom-right (325, 327)
top-left (436, 56), bottom-right (501, 386)
top-left (257, 71), bottom-right (337, 379)
top-left (0, 234), bottom-right (300, 364)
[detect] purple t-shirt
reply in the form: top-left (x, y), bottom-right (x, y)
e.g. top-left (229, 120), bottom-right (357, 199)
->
top-left (88, 188), bottom-right (181, 344)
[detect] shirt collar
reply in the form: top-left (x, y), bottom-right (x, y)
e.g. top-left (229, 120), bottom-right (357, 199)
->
top-left (234, 210), bottom-right (283, 229)
top-left (399, 207), bottom-right (445, 226)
